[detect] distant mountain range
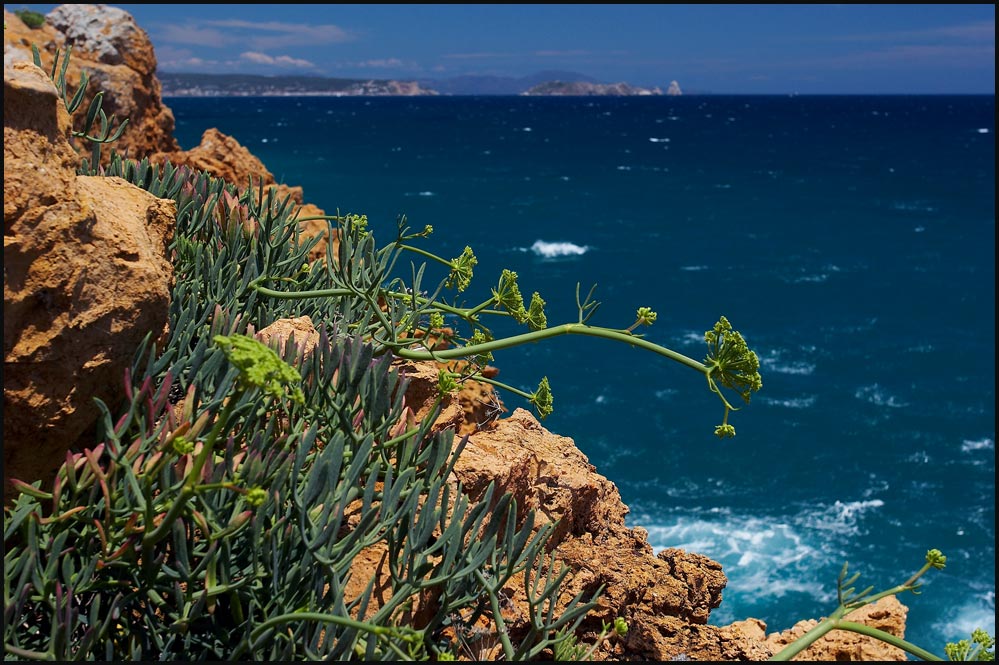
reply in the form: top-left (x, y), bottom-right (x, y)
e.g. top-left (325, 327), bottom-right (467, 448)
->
top-left (158, 70), bottom-right (677, 97)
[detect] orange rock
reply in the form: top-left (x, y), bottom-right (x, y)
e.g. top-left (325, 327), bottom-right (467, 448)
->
top-left (3, 61), bottom-right (175, 503)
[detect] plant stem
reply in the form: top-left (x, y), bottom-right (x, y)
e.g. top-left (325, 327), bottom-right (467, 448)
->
top-left (397, 323), bottom-right (709, 375)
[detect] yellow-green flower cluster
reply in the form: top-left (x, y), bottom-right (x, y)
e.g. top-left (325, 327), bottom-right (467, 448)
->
top-left (492, 269), bottom-right (525, 319)
top-left (704, 316), bottom-right (762, 404)
top-left (526, 292), bottom-right (547, 331)
top-left (530, 376), bottom-right (554, 419)
top-left (635, 306), bottom-right (657, 326)
top-left (437, 369), bottom-right (459, 397)
top-left (446, 246), bottom-right (477, 292)
top-left (214, 334), bottom-right (305, 405)
top-left (469, 328), bottom-right (494, 364)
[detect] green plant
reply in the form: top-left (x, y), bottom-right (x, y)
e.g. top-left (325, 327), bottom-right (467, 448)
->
top-left (14, 8), bottom-right (45, 29)
top-left (250, 214), bottom-right (763, 438)
top-left (769, 550), bottom-right (995, 662)
top-left (553, 616), bottom-right (628, 661)
top-left (945, 629), bottom-right (995, 661)
top-left (30, 45), bottom-right (128, 169)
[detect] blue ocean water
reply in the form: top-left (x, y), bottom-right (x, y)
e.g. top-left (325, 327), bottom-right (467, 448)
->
top-left (169, 94), bottom-right (995, 651)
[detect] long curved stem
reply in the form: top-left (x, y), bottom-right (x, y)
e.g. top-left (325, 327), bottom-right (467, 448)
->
top-left (396, 323), bottom-right (709, 375)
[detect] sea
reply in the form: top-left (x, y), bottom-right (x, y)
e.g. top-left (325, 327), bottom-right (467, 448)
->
top-left (168, 94), bottom-right (995, 652)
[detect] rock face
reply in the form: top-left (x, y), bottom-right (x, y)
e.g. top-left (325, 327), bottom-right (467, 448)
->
top-left (666, 79), bottom-right (683, 96)
top-left (3, 5), bottom-right (180, 159)
top-left (3, 60), bottom-right (176, 502)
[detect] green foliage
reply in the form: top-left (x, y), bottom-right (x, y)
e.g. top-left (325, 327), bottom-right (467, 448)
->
top-left (945, 629), bottom-right (995, 661)
top-left (15, 8), bottom-right (45, 29)
top-left (769, 550), bottom-right (993, 662)
top-left (4, 49), bottom-right (603, 657)
top-left (30, 45), bottom-right (128, 167)
top-left (256, 214), bottom-right (762, 434)
top-left (15, 42), bottom-right (982, 665)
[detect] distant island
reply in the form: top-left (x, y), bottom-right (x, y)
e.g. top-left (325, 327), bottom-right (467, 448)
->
top-left (158, 72), bottom-right (437, 97)
top-left (160, 71), bottom-right (683, 98)
top-left (522, 80), bottom-right (669, 96)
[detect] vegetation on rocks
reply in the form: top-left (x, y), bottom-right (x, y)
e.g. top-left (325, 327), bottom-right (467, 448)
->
top-left (3, 46), bottom-right (993, 662)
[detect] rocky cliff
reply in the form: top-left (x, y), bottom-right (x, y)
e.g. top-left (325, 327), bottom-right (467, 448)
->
top-left (3, 4), bottom-right (912, 661)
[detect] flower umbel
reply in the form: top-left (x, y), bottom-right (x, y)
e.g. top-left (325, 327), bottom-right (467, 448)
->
top-left (702, 316), bottom-right (762, 438)
top-left (530, 376), bottom-right (554, 419)
top-left (446, 246), bottom-right (477, 292)
top-left (492, 269), bottom-right (527, 322)
top-left (468, 328), bottom-right (494, 364)
top-left (438, 369), bottom-right (459, 397)
top-left (214, 334), bottom-right (305, 405)
top-left (704, 316), bottom-right (762, 404)
top-left (526, 292), bottom-right (547, 331)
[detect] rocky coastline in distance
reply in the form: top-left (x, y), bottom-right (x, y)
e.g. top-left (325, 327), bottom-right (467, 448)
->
top-left (158, 71), bottom-right (682, 97)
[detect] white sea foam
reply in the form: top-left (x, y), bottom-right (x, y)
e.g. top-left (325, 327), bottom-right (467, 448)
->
top-left (679, 330), bottom-right (705, 347)
top-left (759, 395), bottom-right (817, 409)
top-left (798, 499), bottom-right (884, 535)
top-left (418, 191), bottom-right (435, 197)
top-left (760, 350), bottom-right (816, 376)
top-left (961, 438), bottom-right (994, 453)
top-left (641, 513), bottom-right (833, 604)
top-left (616, 165), bottom-right (632, 171)
top-left (648, 137), bottom-right (671, 143)
top-left (977, 128), bottom-right (990, 134)
top-left (854, 383), bottom-right (908, 408)
top-left (680, 265), bottom-right (708, 271)
top-left (933, 591), bottom-right (996, 644)
top-left (529, 240), bottom-right (589, 258)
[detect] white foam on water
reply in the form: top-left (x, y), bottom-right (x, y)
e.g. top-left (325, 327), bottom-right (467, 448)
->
top-left (933, 590), bottom-right (996, 644)
top-left (616, 165), bottom-right (632, 171)
top-left (797, 499), bottom-right (884, 536)
top-left (961, 438), bottom-right (994, 453)
top-left (854, 383), bottom-right (908, 408)
top-left (641, 513), bottom-right (834, 604)
top-left (759, 395), bottom-right (817, 409)
top-left (638, 499), bottom-right (886, 610)
top-left (529, 240), bottom-right (590, 258)
top-left (680, 265), bottom-right (709, 271)
top-left (760, 349), bottom-right (816, 376)
top-left (678, 330), bottom-right (706, 347)
top-left (977, 128), bottom-right (990, 134)
top-left (648, 137), bottom-right (671, 143)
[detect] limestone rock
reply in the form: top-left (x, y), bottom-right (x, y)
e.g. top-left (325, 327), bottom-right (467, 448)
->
top-left (666, 80), bottom-right (683, 96)
top-left (3, 5), bottom-right (179, 159)
top-left (765, 596), bottom-right (909, 661)
top-left (4, 61), bottom-right (175, 502)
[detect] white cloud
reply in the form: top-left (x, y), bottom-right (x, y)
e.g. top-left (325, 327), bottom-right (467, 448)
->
top-left (154, 18), bottom-right (355, 51)
top-left (240, 52), bottom-right (318, 69)
top-left (205, 19), bottom-right (354, 49)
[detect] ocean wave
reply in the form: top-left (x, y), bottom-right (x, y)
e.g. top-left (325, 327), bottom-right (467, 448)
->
top-left (961, 438), bottom-right (994, 453)
top-left (798, 499), bottom-right (884, 536)
top-left (855, 383), bottom-right (908, 408)
top-left (529, 240), bottom-right (589, 259)
top-left (648, 137), bottom-right (671, 143)
top-left (641, 514), bottom-right (832, 604)
top-left (680, 265), bottom-right (708, 271)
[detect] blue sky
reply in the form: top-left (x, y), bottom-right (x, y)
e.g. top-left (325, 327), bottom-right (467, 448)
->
top-left (8, 3), bottom-right (996, 93)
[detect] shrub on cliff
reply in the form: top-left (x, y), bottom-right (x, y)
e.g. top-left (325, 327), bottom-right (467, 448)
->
top-left (14, 8), bottom-right (46, 29)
